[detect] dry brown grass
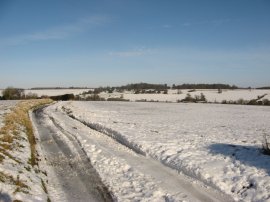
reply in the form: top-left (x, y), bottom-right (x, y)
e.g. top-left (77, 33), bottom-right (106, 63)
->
top-left (0, 171), bottom-right (29, 194)
top-left (0, 99), bottom-right (52, 165)
top-left (0, 99), bottom-right (52, 197)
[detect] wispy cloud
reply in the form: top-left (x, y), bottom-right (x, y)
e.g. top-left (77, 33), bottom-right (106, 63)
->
top-left (181, 18), bottom-right (233, 27)
top-left (109, 47), bottom-right (155, 57)
top-left (0, 15), bottom-right (109, 46)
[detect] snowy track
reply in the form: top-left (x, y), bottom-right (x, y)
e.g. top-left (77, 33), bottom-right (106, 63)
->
top-left (33, 103), bottom-right (234, 202)
top-left (32, 107), bottom-right (113, 202)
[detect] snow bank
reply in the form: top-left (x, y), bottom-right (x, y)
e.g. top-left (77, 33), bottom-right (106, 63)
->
top-left (0, 101), bottom-right (18, 128)
top-left (0, 101), bottom-right (49, 201)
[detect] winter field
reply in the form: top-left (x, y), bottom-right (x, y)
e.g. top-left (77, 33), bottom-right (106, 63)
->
top-left (1, 88), bottom-right (270, 103)
top-left (96, 89), bottom-right (270, 103)
top-left (1, 99), bottom-right (270, 201)
top-left (45, 101), bottom-right (270, 201)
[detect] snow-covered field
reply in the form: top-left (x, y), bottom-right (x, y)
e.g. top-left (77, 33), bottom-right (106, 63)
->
top-left (59, 101), bottom-right (270, 202)
top-left (43, 102), bottom-right (232, 201)
top-left (1, 88), bottom-right (269, 103)
top-left (98, 89), bottom-right (270, 103)
top-left (2, 98), bottom-right (269, 201)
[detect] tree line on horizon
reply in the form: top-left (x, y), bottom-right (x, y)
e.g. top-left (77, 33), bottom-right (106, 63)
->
top-left (3, 83), bottom-right (270, 92)
top-left (88, 83), bottom-right (240, 94)
top-left (171, 83), bottom-right (238, 89)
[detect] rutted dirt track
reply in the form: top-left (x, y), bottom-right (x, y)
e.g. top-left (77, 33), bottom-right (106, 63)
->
top-left (32, 107), bottom-right (113, 202)
top-left (32, 103), bottom-right (234, 202)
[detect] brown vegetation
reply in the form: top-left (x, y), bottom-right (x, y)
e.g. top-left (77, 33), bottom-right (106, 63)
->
top-left (0, 99), bottom-right (52, 196)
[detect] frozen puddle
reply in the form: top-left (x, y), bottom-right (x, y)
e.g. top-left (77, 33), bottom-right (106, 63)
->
top-left (34, 103), bottom-right (234, 202)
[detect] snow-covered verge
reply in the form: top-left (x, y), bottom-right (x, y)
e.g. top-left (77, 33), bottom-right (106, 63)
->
top-left (62, 101), bottom-right (270, 202)
top-left (93, 89), bottom-right (270, 103)
top-left (0, 101), bottom-right (18, 128)
top-left (0, 100), bottom-right (52, 202)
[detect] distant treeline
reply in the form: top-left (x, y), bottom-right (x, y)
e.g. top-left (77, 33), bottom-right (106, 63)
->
top-left (256, 86), bottom-right (270, 89)
top-left (90, 83), bottom-right (169, 94)
top-left (172, 83), bottom-right (238, 89)
top-left (118, 83), bottom-right (169, 90)
top-left (93, 83), bottom-right (238, 92)
top-left (30, 87), bottom-right (90, 90)
top-left (13, 84), bottom-right (269, 91)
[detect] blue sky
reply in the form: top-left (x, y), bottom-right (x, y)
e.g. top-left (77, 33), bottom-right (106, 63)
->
top-left (0, 0), bottom-right (269, 88)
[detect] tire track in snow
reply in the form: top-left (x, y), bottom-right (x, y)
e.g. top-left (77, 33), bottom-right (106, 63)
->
top-left (53, 103), bottom-right (234, 202)
top-left (32, 107), bottom-right (113, 202)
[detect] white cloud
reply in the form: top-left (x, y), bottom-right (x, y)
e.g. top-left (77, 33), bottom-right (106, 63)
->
top-left (0, 15), bottom-right (109, 46)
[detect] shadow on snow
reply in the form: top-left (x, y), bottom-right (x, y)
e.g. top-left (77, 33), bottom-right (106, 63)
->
top-left (208, 143), bottom-right (270, 175)
top-left (0, 192), bottom-right (12, 202)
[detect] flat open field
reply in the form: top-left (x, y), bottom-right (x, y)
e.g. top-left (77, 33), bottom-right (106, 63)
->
top-left (43, 101), bottom-right (270, 201)
top-left (2, 99), bottom-right (269, 201)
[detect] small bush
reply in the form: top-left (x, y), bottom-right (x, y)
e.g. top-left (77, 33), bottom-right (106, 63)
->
top-left (181, 93), bottom-right (195, 102)
top-left (181, 93), bottom-right (207, 103)
top-left (237, 98), bottom-right (245, 105)
top-left (25, 92), bottom-right (38, 99)
top-left (262, 99), bottom-right (270, 106)
top-left (247, 99), bottom-right (258, 105)
top-left (199, 93), bottom-right (207, 102)
top-left (85, 94), bottom-right (105, 101)
top-left (262, 134), bottom-right (270, 155)
top-left (221, 100), bottom-right (227, 104)
top-left (2, 87), bottom-right (24, 100)
top-left (50, 94), bottom-right (75, 101)
top-left (107, 97), bottom-right (129, 102)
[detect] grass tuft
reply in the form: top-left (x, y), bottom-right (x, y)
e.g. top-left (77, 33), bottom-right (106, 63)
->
top-left (0, 171), bottom-right (29, 194)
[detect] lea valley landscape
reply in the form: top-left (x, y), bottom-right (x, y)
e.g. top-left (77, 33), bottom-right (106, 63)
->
top-left (1, 1), bottom-right (270, 202)
top-left (0, 84), bottom-right (270, 201)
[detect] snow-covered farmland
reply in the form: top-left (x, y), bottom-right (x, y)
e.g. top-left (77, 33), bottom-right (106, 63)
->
top-left (60, 101), bottom-right (270, 202)
top-left (1, 88), bottom-right (269, 104)
top-left (43, 102), bottom-right (232, 201)
top-left (97, 89), bottom-right (270, 103)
